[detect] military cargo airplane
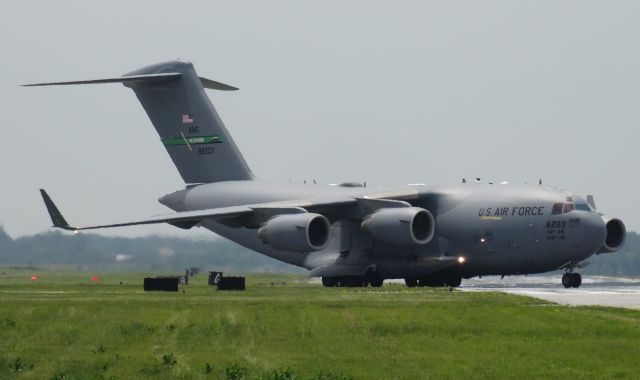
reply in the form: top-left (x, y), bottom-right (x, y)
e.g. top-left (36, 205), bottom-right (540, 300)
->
top-left (28, 60), bottom-right (626, 288)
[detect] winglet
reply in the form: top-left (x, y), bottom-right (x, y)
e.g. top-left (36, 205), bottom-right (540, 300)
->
top-left (39, 189), bottom-right (75, 230)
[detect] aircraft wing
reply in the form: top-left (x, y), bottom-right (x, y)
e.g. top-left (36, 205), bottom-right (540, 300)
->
top-left (39, 189), bottom-right (358, 231)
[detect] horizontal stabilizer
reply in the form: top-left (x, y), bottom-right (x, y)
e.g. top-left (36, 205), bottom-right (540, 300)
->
top-left (199, 76), bottom-right (239, 91)
top-left (22, 73), bottom-right (238, 91)
top-left (22, 72), bottom-right (183, 87)
top-left (25, 60), bottom-right (242, 184)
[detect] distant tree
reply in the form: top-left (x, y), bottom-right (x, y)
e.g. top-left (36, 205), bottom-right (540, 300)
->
top-left (1, 228), bottom-right (304, 273)
top-left (0, 226), bottom-right (13, 254)
top-left (586, 231), bottom-right (640, 276)
top-left (0, 225), bottom-right (639, 276)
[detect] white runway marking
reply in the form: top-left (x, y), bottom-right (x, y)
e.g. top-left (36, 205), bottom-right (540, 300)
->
top-left (1, 290), bottom-right (69, 294)
top-left (459, 276), bottom-right (640, 309)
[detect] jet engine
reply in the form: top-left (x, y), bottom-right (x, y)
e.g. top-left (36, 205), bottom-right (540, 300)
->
top-left (257, 213), bottom-right (330, 253)
top-left (361, 207), bottom-right (435, 246)
top-left (599, 218), bottom-right (626, 253)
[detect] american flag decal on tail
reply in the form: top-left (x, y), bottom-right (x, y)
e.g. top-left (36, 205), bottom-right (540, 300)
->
top-left (182, 114), bottom-right (194, 124)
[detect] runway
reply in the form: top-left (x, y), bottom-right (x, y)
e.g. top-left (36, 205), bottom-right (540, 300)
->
top-left (460, 275), bottom-right (640, 309)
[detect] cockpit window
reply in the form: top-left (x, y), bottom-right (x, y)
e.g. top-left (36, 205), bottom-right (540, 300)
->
top-left (575, 202), bottom-right (590, 212)
top-left (551, 203), bottom-right (564, 215)
top-left (573, 196), bottom-right (592, 212)
top-left (562, 203), bottom-right (575, 214)
top-left (552, 201), bottom-right (581, 214)
top-left (563, 203), bottom-right (575, 213)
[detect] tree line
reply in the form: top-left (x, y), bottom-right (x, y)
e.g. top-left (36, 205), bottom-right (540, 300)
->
top-left (0, 227), bottom-right (302, 273)
top-left (0, 226), bottom-right (639, 275)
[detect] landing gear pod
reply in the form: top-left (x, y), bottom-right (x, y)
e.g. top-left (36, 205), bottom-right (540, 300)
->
top-left (361, 207), bottom-right (435, 246)
top-left (599, 218), bottom-right (626, 253)
top-left (257, 213), bottom-right (330, 253)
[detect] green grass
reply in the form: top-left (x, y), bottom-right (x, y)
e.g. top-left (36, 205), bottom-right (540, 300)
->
top-left (0, 269), bottom-right (639, 379)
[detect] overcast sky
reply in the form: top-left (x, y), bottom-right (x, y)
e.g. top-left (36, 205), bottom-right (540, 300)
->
top-left (1, 0), bottom-right (639, 238)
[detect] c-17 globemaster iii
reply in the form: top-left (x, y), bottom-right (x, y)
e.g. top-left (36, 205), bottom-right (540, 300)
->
top-left (28, 60), bottom-right (626, 288)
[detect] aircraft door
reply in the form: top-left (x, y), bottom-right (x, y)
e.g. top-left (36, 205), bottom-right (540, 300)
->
top-left (529, 220), bottom-right (540, 245)
top-left (506, 220), bottom-right (538, 267)
top-left (522, 219), bottom-right (542, 267)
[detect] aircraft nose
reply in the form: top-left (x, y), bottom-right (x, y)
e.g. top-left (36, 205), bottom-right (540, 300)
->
top-left (582, 214), bottom-right (607, 252)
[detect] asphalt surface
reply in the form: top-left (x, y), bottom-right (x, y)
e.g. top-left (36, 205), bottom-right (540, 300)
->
top-left (459, 275), bottom-right (640, 309)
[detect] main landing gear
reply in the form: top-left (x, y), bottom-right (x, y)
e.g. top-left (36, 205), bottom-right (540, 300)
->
top-left (404, 275), bottom-right (462, 288)
top-left (562, 272), bottom-right (582, 288)
top-left (322, 267), bottom-right (384, 288)
top-left (321, 275), bottom-right (384, 288)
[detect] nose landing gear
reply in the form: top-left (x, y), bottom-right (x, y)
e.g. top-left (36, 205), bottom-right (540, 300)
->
top-left (562, 272), bottom-right (582, 288)
top-left (560, 260), bottom-right (589, 289)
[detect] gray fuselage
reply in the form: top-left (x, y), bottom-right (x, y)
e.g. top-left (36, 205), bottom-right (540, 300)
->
top-left (159, 180), bottom-right (607, 279)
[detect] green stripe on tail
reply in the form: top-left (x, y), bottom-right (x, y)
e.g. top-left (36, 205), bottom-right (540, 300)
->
top-left (161, 135), bottom-right (223, 146)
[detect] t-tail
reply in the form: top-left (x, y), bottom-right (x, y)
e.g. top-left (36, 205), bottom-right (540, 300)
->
top-left (24, 60), bottom-right (254, 184)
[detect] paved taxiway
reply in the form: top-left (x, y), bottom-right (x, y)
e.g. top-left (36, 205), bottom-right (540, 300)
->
top-left (460, 276), bottom-right (640, 309)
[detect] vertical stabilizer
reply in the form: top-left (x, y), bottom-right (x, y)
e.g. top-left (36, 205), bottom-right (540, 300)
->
top-left (123, 60), bottom-right (254, 184)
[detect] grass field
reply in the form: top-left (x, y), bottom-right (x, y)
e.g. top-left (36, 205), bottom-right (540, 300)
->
top-left (0, 268), bottom-right (639, 379)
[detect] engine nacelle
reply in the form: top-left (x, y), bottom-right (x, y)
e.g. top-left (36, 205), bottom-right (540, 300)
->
top-left (599, 218), bottom-right (626, 253)
top-left (361, 207), bottom-right (435, 246)
top-left (257, 213), bottom-right (330, 253)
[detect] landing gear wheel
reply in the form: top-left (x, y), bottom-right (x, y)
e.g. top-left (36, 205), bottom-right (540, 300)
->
top-left (445, 276), bottom-right (462, 288)
top-left (571, 273), bottom-right (582, 288)
top-left (369, 277), bottom-right (384, 288)
top-left (340, 276), bottom-right (367, 287)
top-left (365, 269), bottom-right (383, 288)
top-left (562, 273), bottom-right (582, 288)
top-left (322, 277), bottom-right (337, 287)
top-left (405, 278), bottom-right (418, 288)
top-left (421, 278), bottom-right (446, 287)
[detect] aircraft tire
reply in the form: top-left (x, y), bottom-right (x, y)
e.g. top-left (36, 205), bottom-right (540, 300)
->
top-left (341, 276), bottom-right (367, 287)
top-left (369, 277), bottom-right (384, 287)
top-left (562, 273), bottom-right (572, 288)
top-left (446, 276), bottom-right (462, 287)
top-left (421, 278), bottom-right (446, 287)
top-left (405, 278), bottom-right (418, 288)
top-left (571, 273), bottom-right (582, 288)
top-left (322, 277), bottom-right (338, 287)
